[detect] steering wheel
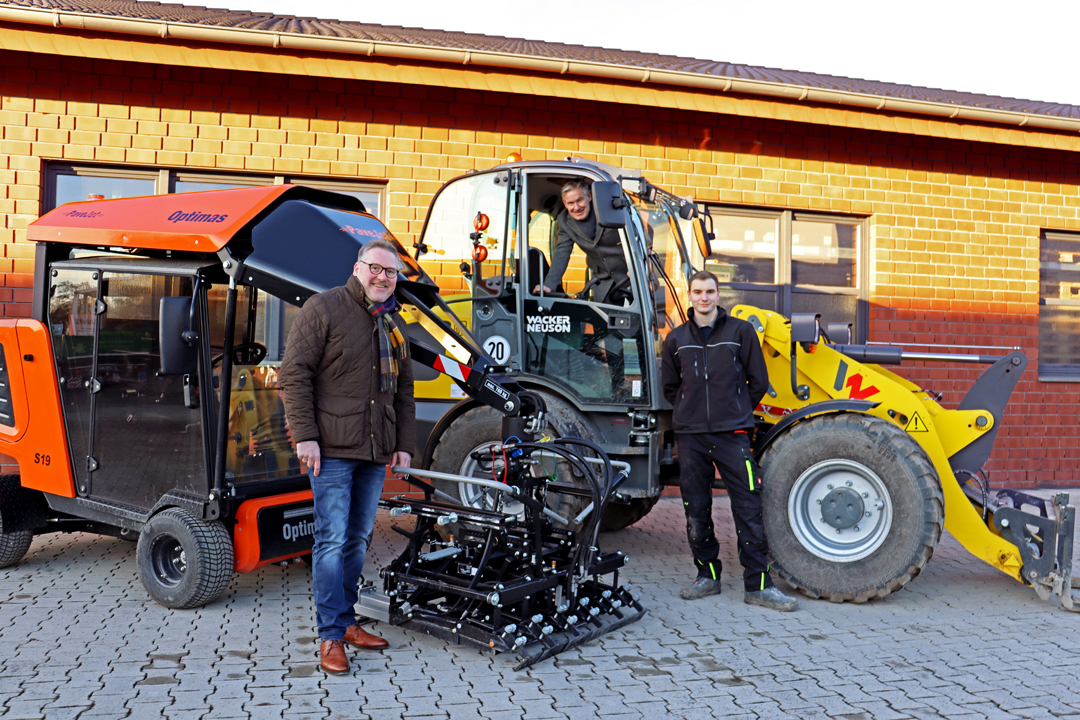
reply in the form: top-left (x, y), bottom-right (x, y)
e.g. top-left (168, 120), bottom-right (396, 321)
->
top-left (212, 342), bottom-right (268, 367)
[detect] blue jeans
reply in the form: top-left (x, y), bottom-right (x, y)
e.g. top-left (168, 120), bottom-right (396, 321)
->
top-left (309, 458), bottom-right (386, 641)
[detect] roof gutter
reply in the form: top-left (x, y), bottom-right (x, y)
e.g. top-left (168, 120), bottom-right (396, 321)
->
top-left (2, 4), bottom-right (1077, 135)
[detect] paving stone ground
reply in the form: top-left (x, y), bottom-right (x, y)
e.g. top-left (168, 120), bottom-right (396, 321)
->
top-left (3, 493), bottom-right (1080, 719)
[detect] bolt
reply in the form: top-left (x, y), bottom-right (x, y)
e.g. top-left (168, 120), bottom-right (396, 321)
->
top-left (862, 492), bottom-right (869, 498)
top-left (504, 401), bottom-right (514, 412)
top-left (854, 525), bottom-right (860, 531)
top-left (816, 499), bottom-right (821, 504)
top-left (865, 512), bottom-right (871, 517)
top-left (846, 481), bottom-right (853, 487)
top-left (1001, 518), bottom-right (1010, 528)
top-left (836, 529), bottom-right (842, 534)
top-left (827, 484), bottom-right (834, 490)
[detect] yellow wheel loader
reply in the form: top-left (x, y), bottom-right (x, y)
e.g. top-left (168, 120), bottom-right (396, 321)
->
top-left (736, 305), bottom-right (1079, 610)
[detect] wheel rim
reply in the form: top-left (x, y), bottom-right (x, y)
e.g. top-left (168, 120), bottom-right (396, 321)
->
top-left (787, 459), bottom-right (893, 563)
top-left (458, 441), bottom-right (524, 517)
top-left (149, 534), bottom-right (188, 587)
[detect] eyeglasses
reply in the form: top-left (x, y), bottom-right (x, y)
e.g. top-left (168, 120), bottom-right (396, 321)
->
top-left (358, 260), bottom-right (399, 279)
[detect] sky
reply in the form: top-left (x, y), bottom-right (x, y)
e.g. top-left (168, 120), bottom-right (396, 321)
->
top-left (225, 0), bottom-right (1080, 106)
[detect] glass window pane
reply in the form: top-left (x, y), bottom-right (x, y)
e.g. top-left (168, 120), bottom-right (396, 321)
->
top-left (1039, 233), bottom-right (1080, 369)
top-left (705, 213), bottom-right (777, 284)
top-left (792, 292), bottom-right (858, 342)
top-left (49, 268), bottom-right (98, 485)
top-left (54, 174), bottom-right (154, 208)
top-left (93, 273), bottom-right (204, 508)
top-left (175, 180), bottom-right (257, 193)
top-left (792, 220), bottom-right (858, 288)
top-left (419, 173), bottom-right (509, 299)
top-left (717, 287), bottom-right (779, 316)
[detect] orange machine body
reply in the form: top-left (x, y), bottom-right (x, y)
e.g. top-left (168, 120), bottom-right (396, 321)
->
top-left (233, 490), bottom-right (315, 573)
top-left (0, 320), bottom-right (76, 498)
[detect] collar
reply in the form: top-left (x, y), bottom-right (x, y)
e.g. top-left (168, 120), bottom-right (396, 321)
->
top-left (346, 273), bottom-right (367, 305)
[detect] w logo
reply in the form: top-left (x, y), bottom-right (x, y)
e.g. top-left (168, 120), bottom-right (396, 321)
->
top-left (834, 360), bottom-right (880, 400)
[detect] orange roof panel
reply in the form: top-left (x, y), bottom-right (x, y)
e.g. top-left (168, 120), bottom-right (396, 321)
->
top-left (28, 185), bottom-right (293, 252)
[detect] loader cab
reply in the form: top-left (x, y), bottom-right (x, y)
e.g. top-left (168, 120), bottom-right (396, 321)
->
top-left (414, 163), bottom-right (678, 407)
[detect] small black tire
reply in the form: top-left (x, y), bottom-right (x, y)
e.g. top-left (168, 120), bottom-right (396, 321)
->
top-left (599, 495), bottom-right (660, 532)
top-left (0, 517), bottom-right (32, 569)
top-left (136, 507), bottom-right (234, 609)
top-left (760, 413), bottom-right (943, 603)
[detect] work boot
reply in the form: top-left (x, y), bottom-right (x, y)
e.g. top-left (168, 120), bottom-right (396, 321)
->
top-left (319, 640), bottom-right (349, 675)
top-left (680, 577), bottom-right (722, 600)
top-left (744, 586), bottom-right (798, 612)
top-left (344, 624), bottom-right (389, 649)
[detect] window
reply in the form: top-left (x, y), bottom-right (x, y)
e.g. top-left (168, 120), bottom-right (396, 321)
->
top-left (45, 164), bottom-right (386, 219)
top-left (1039, 231), bottom-right (1080, 381)
top-left (694, 206), bottom-right (867, 341)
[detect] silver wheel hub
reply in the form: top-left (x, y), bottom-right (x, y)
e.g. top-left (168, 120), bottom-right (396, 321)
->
top-left (459, 441), bottom-right (524, 518)
top-left (788, 459), bottom-right (892, 562)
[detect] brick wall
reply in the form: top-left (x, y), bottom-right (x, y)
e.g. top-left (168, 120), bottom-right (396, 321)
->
top-left (2, 47), bottom-right (1079, 485)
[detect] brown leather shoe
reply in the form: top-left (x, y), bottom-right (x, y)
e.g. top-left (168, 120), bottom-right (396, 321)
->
top-left (319, 639), bottom-right (349, 675)
top-left (344, 623), bottom-right (389, 649)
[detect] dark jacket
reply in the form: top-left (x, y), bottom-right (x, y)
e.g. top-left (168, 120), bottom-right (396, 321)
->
top-left (545, 207), bottom-right (629, 304)
top-left (661, 306), bottom-right (769, 434)
top-left (279, 274), bottom-right (415, 463)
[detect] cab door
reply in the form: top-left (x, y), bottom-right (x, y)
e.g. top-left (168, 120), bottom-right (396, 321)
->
top-left (48, 264), bottom-right (207, 508)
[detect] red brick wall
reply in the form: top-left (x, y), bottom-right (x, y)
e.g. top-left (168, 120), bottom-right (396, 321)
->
top-left (2, 48), bottom-right (1079, 486)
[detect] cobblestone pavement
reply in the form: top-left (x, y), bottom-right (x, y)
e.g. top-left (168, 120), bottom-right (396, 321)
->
top-left (3, 494), bottom-right (1080, 719)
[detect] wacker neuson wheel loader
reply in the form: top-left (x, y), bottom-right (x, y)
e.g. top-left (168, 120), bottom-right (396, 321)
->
top-left (0, 165), bottom-right (1074, 667)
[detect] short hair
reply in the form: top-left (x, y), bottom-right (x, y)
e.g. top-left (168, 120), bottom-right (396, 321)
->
top-left (689, 269), bottom-right (720, 289)
top-left (357, 238), bottom-right (399, 264)
top-left (560, 178), bottom-right (591, 199)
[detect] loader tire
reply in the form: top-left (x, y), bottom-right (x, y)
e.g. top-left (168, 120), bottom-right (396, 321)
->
top-left (0, 520), bottom-right (32, 569)
top-left (136, 507), bottom-right (234, 609)
top-left (760, 413), bottom-right (943, 603)
top-left (429, 394), bottom-right (602, 534)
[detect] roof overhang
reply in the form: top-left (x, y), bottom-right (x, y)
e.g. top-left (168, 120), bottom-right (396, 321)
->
top-left (2, 4), bottom-right (1079, 136)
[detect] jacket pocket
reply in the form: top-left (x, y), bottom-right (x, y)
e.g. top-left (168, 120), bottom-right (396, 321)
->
top-left (378, 405), bottom-right (397, 457)
top-left (315, 396), bottom-right (367, 453)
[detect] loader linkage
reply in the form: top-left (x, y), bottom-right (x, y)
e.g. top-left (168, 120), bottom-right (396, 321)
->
top-left (356, 437), bottom-right (647, 669)
top-left (992, 492), bottom-right (1080, 612)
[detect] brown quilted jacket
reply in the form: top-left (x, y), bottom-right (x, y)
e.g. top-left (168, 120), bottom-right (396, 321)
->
top-left (279, 274), bottom-right (415, 463)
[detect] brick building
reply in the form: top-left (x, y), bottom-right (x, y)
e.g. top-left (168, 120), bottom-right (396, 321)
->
top-left (0, 0), bottom-right (1078, 484)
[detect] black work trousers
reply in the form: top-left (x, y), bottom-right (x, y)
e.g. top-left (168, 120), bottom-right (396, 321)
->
top-left (677, 431), bottom-right (773, 592)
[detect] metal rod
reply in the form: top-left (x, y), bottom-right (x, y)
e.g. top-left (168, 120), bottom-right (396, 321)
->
top-left (211, 276), bottom-right (238, 506)
top-left (867, 341), bottom-right (1021, 351)
top-left (391, 466), bottom-right (571, 526)
top-left (899, 351), bottom-right (1001, 364)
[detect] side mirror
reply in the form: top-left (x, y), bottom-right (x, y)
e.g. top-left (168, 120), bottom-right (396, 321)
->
top-left (159, 296), bottom-right (198, 375)
top-left (692, 217), bottom-right (714, 259)
top-left (591, 181), bottom-right (627, 229)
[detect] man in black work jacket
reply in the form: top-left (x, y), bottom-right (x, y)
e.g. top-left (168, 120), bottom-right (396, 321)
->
top-left (661, 270), bottom-right (797, 611)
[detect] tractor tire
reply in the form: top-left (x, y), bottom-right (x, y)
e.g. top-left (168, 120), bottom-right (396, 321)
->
top-left (598, 495), bottom-right (660, 533)
top-left (136, 507), bottom-right (234, 609)
top-left (760, 413), bottom-right (943, 603)
top-left (0, 517), bottom-right (32, 569)
top-left (429, 394), bottom-right (602, 534)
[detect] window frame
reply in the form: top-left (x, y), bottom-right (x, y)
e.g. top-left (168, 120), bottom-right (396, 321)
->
top-left (699, 203), bottom-right (869, 342)
top-left (44, 162), bottom-right (388, 220)
top-left (1039, 229), bottom-right (1080, 382)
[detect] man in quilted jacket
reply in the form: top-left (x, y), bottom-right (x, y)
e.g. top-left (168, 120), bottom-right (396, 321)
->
top-left (280, 238), bottom-right (415, 675)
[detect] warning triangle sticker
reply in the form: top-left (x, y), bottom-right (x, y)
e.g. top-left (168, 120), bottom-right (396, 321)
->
top-left (905, 412), bottom-right (928, 432)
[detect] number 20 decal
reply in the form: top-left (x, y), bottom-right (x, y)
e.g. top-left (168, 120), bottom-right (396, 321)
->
top-left (482, 335), bottom-right (511, 364)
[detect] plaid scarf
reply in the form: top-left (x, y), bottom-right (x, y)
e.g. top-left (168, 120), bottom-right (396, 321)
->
top-left (367, 295), bottom-right (407, 394)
